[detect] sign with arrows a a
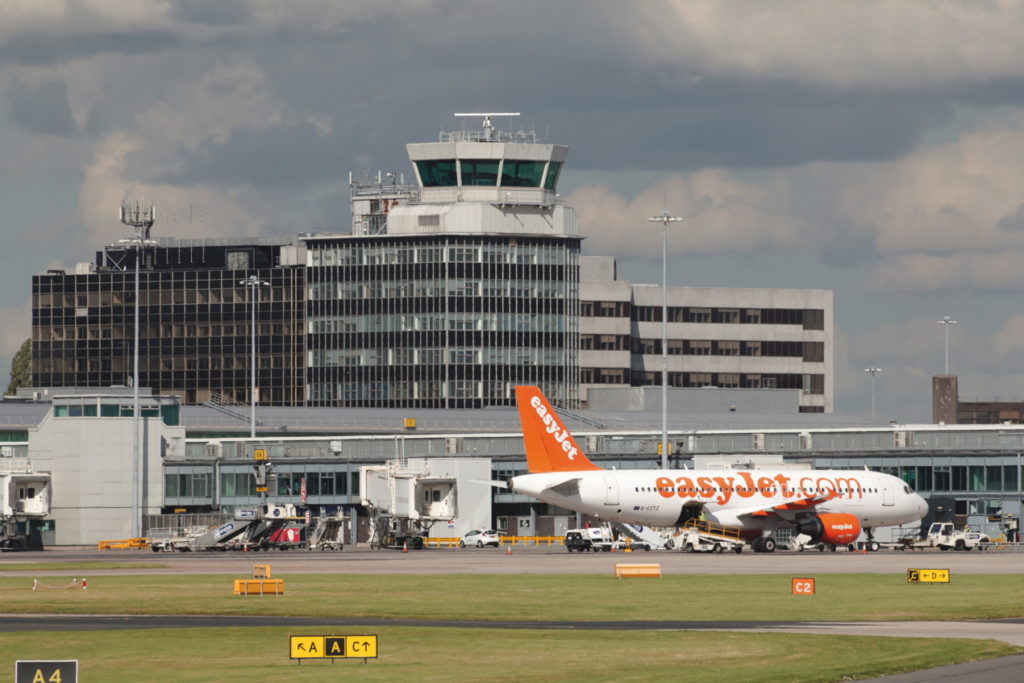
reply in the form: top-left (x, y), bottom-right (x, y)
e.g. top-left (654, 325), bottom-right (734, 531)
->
top-left (289, 635), bottom-right (378, 661)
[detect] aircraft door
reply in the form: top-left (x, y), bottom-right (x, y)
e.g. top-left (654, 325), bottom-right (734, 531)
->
top-left (882, 483), bottom-right (895, 506)
top-left (603, 475), bottom-right (619, 506)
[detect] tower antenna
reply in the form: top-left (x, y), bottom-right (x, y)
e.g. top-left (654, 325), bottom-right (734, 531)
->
top-left (453, 112), bottom-right (520, 141)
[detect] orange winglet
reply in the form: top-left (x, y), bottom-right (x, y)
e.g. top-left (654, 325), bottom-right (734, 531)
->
top-left (515, 386), bottom-right (601, 474)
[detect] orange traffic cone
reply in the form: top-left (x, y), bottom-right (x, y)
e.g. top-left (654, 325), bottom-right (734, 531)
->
top-left (402, 541), bottom-right (408, 553)
top-left (506, 544), bottom-right (512, 555)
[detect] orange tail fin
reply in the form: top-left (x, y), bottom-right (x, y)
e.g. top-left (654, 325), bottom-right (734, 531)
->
top-left (515, 386), bottom-right (601, 473)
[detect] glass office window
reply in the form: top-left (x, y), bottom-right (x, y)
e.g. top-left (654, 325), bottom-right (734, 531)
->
top-left (543, 162), bottom-right (562, 190)
top-left (500, 160), bottom-right (545, 187)
top-left (460, 159), bottom-right (499, 186)
top-left (416, 159), bottom-right (457, 186)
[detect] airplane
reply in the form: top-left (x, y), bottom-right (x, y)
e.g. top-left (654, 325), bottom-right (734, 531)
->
top-left (510, 385), bottom-right (928, 552)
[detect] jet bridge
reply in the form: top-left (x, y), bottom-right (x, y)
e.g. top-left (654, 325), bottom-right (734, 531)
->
top-left (1, 459), bottom-right (51, 551)
top-left (361, 458), bottom-right (459, 549)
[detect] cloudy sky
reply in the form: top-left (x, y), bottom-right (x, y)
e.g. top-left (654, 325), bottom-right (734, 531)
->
top-left (4, 0), bottom-right (1024, 422)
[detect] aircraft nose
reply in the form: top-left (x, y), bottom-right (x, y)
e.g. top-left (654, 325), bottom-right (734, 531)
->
top-left (915, 494), bottom-right (928, 517)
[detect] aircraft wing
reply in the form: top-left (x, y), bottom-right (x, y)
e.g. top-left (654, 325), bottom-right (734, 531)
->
top-left (730, 491), bottom-right (842, 523)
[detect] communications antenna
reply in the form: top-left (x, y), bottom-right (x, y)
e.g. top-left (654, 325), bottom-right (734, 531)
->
top-left (119, 200), bottom-right (155, 240)
top-left (453, 112), bottom-right (520, 141)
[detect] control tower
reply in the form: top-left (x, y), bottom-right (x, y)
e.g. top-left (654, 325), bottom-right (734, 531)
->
top-left (306, 114), bottom-right (581, 409)
top-left (351, 113), bottom-right (574, 238)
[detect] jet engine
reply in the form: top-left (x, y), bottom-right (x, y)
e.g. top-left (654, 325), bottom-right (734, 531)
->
top-left (795, 513), bottom-right (861, 545)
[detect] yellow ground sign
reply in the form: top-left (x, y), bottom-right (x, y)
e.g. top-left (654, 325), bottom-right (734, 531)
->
top-left (289, 636), bottom-right (323, 659)
top-left (907, 568), bottom-right (950, 583)
top-left (289, 635), bottom-right (378, 660)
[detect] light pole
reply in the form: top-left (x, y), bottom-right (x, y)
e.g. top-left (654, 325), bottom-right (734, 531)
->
top-left (937, 316), bottom-right (957, 374)
top-left (648, 210), bottom-right (682, 469)
top-left (119, 201), bottom-right (155, 539)
top-left (864, 368), bottom-right (882, 419)
top-left (241, 275), bottom-right (270, 439)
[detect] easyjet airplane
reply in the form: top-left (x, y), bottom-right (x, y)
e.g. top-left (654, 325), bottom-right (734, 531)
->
top-left (512, 386), bottom-right (928, 552)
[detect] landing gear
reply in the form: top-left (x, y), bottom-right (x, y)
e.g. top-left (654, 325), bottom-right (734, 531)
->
top-left (865, 527), bottom-right (880, 552)
top-left (751, 536), bottom-right (776, 553)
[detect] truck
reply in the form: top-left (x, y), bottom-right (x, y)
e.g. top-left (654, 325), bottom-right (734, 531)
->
top-left (564, 526), bottom-right (651, 552)
top-left (900, 522), bottom-right (990, 551)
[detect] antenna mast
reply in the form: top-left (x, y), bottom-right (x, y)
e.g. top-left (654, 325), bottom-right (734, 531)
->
top-left (453, 112), bottom-right (520, 141)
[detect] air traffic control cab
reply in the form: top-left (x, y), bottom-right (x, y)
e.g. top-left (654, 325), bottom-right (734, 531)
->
top-left (354, 113), bottom-right (576, 238)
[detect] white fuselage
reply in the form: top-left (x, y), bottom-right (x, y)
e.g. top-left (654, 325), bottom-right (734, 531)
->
top-left (511, 468), bottom-right (927, 532)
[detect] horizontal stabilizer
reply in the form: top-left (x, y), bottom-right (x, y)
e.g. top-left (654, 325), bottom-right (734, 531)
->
top-left (470, 479), bottom-right (510, 490)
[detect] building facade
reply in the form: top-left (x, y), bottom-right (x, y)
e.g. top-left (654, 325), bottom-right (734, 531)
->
top-left (933, 374), bottom-right (1024, 424)
top-left (580, 256), bottom-right (833, 412)
top-left (32, 240), bottom-right (306, 406)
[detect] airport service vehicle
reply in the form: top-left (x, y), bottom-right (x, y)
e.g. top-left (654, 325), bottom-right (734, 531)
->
top-left (564, 527), bottom-right (607, 552)
top-left (510, 386), bottom-right (929, 553)
top-left (902, 522), bottom-right (990, 551)
top-left (674, 520), bottom-right (745, 554)
top-left (460, 529), bottom-right (500, 548)
top-left (564, 526), bottom-right (651, 552)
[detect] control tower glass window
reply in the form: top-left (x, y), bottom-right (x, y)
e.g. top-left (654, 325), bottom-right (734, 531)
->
top-left (460, 159), bottom-right (499, 186)
top-left (416, 159), bottom-right (457, 187)
top-left (501, 160), bottom-right (545, 187)
top-left (543, 162), bottom-right (562, 190)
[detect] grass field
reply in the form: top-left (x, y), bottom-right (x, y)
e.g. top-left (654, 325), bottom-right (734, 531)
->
top-left (0, 561), bottom-right (167, 572)
top-left (2, 573), bottom-right (1021, 681)
top-left (2, 573), bottom-right (1023, 622)
top-left (0, 627), bottom-right (1016, 683)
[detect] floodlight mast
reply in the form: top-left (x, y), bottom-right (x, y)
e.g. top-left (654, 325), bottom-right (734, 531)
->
top-left (648, 210), bottom-right (683, 470)
top-left (119, 200), bottom-right (155, 540)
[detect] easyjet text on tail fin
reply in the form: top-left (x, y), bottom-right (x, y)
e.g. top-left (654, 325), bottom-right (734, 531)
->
top-left (515, 386), bottom-right (601, 473)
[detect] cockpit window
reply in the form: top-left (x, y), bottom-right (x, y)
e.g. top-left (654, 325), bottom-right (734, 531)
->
top-left (903, 485), bottom-right (912, 494)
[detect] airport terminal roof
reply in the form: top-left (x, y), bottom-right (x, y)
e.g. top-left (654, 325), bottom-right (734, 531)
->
top-left (0, 397), bottom-right (881, 436)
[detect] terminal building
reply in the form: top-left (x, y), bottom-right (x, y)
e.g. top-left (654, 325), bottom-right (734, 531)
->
top-left (31, 115), bottom-right (833, 412)
top-left (0, 387), bottom-right (1020, 545)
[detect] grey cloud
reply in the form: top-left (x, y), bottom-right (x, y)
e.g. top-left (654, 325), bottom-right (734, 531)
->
top-left (151, 122), bottom-right (347, 189)
top-left (169, 0), bottom-right (253, 26)
top-left (6, 79), bottom-right (78, 138)
top-left (0, 30), bottom-right (181, 67)
top-left (997, 203), bottom-right (1024, 232)
top-left (818, 229), bottom-right (881, 269)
